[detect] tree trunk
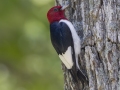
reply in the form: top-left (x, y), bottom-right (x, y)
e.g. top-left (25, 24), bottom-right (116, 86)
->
top-left (56, 0), bottom-right (120, 90)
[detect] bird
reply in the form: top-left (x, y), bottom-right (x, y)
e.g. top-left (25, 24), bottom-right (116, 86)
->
top-left (47, 5), bottom-right (88, 84)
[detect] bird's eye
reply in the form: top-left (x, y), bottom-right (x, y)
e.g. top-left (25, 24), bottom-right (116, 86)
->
top-left (54, 8), bottom-right (59, 12)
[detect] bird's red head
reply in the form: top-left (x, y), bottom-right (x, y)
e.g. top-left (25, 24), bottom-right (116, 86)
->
top-left (47, 6), bottom-right (67, 23)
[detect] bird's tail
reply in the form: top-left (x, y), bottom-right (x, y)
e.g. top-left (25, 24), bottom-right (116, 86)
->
top-left (69, 69), bottom-right (78, 83)
top-left (77, 69), bottom-right (89, 85)
top-left (76, 55), bottom-right (89, 85)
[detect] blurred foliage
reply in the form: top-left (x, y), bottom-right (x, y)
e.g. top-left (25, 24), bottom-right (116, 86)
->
top-left (0, 0), bottom-right (64, 90)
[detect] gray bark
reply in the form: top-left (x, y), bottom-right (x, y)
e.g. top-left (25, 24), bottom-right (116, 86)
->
top-left (56, 0), bottom-right (120, 90)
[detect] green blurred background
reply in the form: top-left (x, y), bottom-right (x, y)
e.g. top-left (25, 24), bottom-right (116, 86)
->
top-left (0, 0), bottom-right (63, 90)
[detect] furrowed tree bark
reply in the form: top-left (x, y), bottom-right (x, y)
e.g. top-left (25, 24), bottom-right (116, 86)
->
top-left (56, 0), bottom-right (120, 90)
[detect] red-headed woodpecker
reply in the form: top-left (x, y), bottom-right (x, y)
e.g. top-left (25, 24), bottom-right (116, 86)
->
top-left (47, 5), bottom-right (88, 84)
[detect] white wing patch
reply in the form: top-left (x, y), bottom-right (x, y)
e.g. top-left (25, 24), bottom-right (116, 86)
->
top-left (59, 46), bottom-right (73, 69)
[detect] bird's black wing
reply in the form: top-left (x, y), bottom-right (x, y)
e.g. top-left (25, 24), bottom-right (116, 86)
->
top-left (50, 21), bottom-right (78, 82)
top-left (50, 21), bottom-right (73, 55)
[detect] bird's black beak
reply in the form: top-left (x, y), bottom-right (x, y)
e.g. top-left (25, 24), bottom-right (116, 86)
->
top-left (61, 4), bottom-right (69, 10)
